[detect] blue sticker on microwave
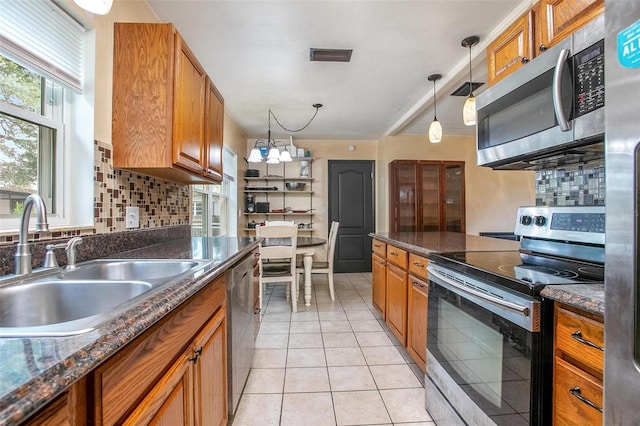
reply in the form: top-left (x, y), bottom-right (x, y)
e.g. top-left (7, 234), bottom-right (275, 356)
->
top-left (618, 20), bottom-right (640, 68)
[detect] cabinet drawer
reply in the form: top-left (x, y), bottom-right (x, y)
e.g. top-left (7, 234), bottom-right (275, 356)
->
top-left (408, 253), bottom-right (428, 280)
top-left (386, 245), bottom-right (408, 269)
top-left (553, 357), bottom-right (603, 425)
top-left (556, 306), bottom-right (604, 374)
top-left (372, 239), bottom-right (386, 257)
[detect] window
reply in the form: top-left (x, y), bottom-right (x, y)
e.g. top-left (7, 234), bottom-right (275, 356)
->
top-left (0, 0), bottom-right (94, 231)
top-left (191, 148), bottom-right (237, 237)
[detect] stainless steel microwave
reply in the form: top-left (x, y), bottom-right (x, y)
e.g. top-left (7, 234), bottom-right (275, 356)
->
top-left (476, 14), bottom-right (604, 170)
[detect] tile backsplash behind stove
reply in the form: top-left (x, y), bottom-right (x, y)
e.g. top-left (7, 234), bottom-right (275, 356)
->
top-left (535, 159), bottom-right (605, 206)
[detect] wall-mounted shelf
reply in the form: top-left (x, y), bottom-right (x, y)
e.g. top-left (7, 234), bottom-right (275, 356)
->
top-left (243, 158), bottom-right (315, 236)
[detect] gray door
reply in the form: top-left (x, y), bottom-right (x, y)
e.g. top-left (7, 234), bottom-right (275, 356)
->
top-left (328, 160), bottom-right (375, 273)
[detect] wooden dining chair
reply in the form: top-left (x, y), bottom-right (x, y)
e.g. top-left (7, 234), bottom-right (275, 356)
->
top-left (297, 221), bottom-right (339, 301)
top-left (256, 224), bottom-right (299, 312)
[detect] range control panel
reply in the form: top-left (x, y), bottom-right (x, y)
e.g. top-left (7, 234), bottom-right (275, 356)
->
top-left (515, 206), bottom-right (605, 245)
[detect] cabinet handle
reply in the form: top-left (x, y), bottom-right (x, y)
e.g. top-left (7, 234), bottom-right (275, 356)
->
top-left (521, 56), bottom-right (530, 64)
top-left (539, 44), bottom-right (547, 52)
top-left (412, 281), bottom-right (426, 290)
top-left (194, 347), bottom-right (203, 356)
top-left (390, 252), bottom-right (398, 257)
top-left (571, 331), bottom-right (604, 351)
top-left (189, 354), bottom-right (199, 363)
top-left (412, 262), bottom-right (426, 268)
top-left (254, 307), bottom-right (261, 315)
top-left (569, 387), bottom-right (603, 413)
top-left (374, 244), bottom-right (381, 248)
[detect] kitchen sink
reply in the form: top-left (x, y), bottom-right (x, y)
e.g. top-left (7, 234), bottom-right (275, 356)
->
top-left (60, 259), bottom-right (208, 283)
top-left (0, 259), bottom-right (212, 337)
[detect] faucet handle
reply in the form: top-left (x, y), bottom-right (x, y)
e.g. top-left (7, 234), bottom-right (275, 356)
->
top-left (65, 237), bottom-right (83, 269)
top-left (43, 243), bottom-right (66, 268)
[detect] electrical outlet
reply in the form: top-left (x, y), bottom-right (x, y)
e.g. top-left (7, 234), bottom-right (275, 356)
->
top-left (126, 206), bottom-right (140, 229)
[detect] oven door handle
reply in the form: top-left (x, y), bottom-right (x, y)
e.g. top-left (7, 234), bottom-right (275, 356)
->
top-left (428, 267), bottom-right (530, 317)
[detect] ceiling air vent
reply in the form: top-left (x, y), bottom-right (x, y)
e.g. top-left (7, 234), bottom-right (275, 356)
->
top-left (451, 82), bottom-right (484, 96)
top-left (310, 48), bottom-right (353, 62)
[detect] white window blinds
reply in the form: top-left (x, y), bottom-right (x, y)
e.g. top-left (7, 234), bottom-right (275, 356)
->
top-left (0, 0), bottom-right (86, 91)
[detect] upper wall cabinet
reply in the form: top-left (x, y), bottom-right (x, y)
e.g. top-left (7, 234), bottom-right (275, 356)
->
top-left (112, 23), bottom-right (224, 184)
top-left (486, 0), bottom-right (602, 86)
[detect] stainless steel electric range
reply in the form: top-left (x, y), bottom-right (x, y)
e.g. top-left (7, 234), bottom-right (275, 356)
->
top-left (425, 206), bottom-right (604, 426)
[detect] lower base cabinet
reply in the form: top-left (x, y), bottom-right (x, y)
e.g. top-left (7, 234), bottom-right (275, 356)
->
top-left (372, 252), bottom-right (387, 317)
top-left (407, 276), bottom-right (428, 372)
top-left (92, 275), bottom-right (227, 426)
top-left (385, 262), bottom-right (408, 345)
top-left (124, 307), bottom-right (226, 426)
top-left (552, 303), bottom-right (604, 425)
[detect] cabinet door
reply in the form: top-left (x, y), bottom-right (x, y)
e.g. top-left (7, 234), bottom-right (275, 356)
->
top-left (442, 162), bottom-right (465, 233)
top-left (372, 253), bottom-right (387, 318)
top-left (486, 10), bottom-right (535, 86)
top-left (173, 32), bottom-right (207, 174)
top-left (420, 163), bottom-right (441, 232)
top-left (407, 277), bottom-right (428, 372)
top-left (539, 0), bottom-right (603, 51)
top-left (123, 351), bottom-right (194, 426)
top-left (193, 307), bottom-right (227, 426)
top-left (204, 78), bottom-right (224, 182)
top-left (385, 263), bottom-right (408, 345)
top-left (389, 162), bottom-right (418, 232)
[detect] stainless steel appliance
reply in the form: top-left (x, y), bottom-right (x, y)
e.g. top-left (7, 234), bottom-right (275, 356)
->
top-left (604, 1), bottom-right (640, 424)
top-left (476, 15), bottom-right (604, 170)
top-left (227, 253), bottom-right (256, 417)
top-left (425, 206), bottom-right (605, 425)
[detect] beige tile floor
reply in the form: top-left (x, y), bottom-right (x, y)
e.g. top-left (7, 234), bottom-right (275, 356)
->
top-left (231, 272), bottom-right (435, 426)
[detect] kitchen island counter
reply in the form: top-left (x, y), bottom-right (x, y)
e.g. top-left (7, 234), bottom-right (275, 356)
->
top-left (0, 236), bottom-right (259, 425)
top-left (370, 231), bottom-right (521, 256)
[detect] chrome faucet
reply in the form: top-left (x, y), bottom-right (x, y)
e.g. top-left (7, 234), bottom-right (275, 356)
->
top-left (64, 237), bottom-right (83, 270)
top-left (15, 194), bottom-right (50, 275)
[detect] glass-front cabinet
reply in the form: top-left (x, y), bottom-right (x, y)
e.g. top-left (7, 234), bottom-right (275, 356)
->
top-left (389, 160), bottom-right (465, 233)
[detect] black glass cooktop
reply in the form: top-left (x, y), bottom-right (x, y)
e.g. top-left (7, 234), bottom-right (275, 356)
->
top-left (430, 251), bottom-right (604, 296)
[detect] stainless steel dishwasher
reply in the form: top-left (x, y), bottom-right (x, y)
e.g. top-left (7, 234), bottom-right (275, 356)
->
top-left (227, 252), bottom-right (257, 418)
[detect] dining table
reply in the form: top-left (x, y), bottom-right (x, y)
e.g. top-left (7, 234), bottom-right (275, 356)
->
top-left (262, 236), bottom-right (327, 307)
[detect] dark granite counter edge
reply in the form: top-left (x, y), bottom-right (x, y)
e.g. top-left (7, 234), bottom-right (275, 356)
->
top-left (0, 238), bottom-right (260, 425)
top-left (369, 233), bottom-right (437, 258)
top-left (540, 284), bottom-right (605, 317)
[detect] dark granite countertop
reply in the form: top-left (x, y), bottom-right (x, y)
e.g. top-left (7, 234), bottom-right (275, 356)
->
top-left (0, 236), bottom-right (260, 425)
top-left (370, 232), bottom-right (521, 256)
top-left (372, 231), bottom-right (603, 316)
top-left (541, 284), bottom-right (604, 316)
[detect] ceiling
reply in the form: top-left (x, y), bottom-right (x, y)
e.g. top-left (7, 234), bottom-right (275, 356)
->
top-left (147, 0), bottom-right (531, 141)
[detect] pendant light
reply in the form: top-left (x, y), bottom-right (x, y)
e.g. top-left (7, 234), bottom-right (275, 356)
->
top-left (461, 36), bottom-right (479, 126)
top-left (427, 74), bottom-right (443, 143)
top-left (73, 0), bottom-right (113, 15)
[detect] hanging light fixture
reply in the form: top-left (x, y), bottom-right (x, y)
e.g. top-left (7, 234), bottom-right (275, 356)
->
top-left (427, 74), bottom-right (443, 143)
top-left (461, 36), bottom-right (480, 126)
top-left (73, 0), bottom-right (113, 15)
top-left (247, 104), bottom-right (322, 163)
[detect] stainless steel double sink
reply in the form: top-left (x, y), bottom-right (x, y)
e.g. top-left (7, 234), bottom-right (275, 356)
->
top-left (0, 259), bottom-right (212, 337)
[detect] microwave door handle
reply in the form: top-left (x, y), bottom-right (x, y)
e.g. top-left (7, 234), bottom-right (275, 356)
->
top-left (553, 48), bottom-right (571, 131)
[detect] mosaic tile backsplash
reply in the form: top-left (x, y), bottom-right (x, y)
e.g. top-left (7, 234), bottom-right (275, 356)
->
top-left (0, 140), bottom-right (191, 244)
top-left (535, 159), bottom-right (605, 206)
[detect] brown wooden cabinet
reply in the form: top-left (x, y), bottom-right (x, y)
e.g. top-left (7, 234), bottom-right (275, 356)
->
top-left (92, 276), bottom-right (226, 425)
top-left (389, 160), bottom-right (465, 233)
top-left (486, 0), bottom-right (603, 86)
top-left (487, 9), bottom-right (536, 86)
top-left (112, 23), bottom-right (224, 184)
top-left (204, 79), bottom-right (224, 182)
top-left (552, 303), bottom-right (603, 425)
top-left (539, 0), bottom-right (603, 52)
top-left (371, 240), bottom-right (429, 370)
top-left (25, 380), bottom-right (86, 426)
top-left (407, 275), bottom-right (428, 372)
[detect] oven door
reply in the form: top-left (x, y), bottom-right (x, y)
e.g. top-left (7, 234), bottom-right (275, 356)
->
top-left (425, 265), bottom-right (545, 425)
